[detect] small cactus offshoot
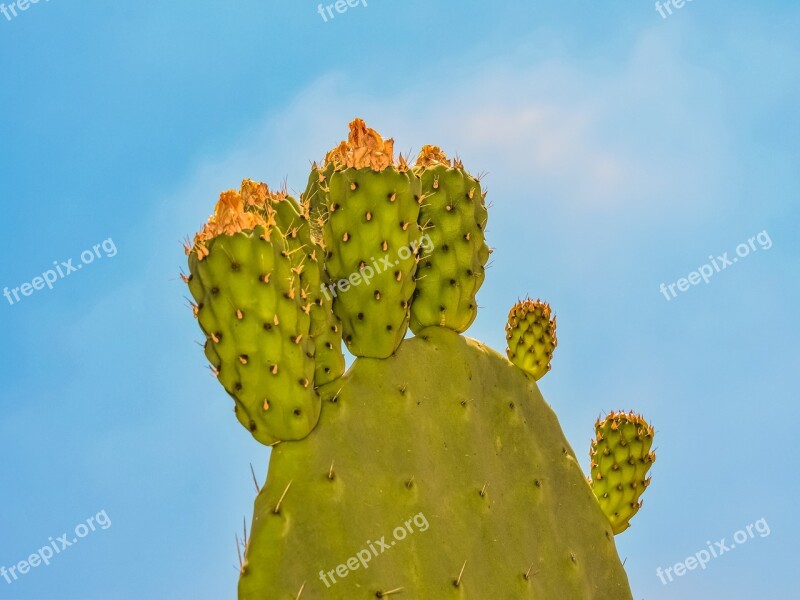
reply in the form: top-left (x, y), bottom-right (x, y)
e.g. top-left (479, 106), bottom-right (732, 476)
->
top-left (505, 298), bottom-right (557, 380)
top-left (590, 411), bottom-right (656, 534)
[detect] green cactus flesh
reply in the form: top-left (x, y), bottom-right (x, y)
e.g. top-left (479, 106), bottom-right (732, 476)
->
top-left (269, 188), bottom-right (345, 388)
top-left (295, 225), bottom-right (346, 388)
top-left (188, 217), bottom-right (320, 445)
top-left (240, 327), bottom-right (633, 599)
top-left (302, 162), bottom-right (335, 242)
top-left (322, 166), bottom-right (423, 358)
top-left (307, 297), bottom-right (346, 387)
top-left (411, 146), bottom-right (490, 333)
top-left (590, 412), bottom-right (655, 535)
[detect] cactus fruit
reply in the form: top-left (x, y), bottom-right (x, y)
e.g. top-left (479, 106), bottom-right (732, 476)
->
top-left (183, 118), bottom-right (656, 599)
top-left (505, 298), bottom-right (558, 380)
top-left (590, 411), bottom-right (656, 535)
top-left (319, 119), bottom-right (423, 358)
top-left (410, 145), bottom-right (490, 333)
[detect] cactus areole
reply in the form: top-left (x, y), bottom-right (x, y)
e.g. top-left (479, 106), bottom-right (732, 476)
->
top-left (184, 119), bottom-right (655, 599)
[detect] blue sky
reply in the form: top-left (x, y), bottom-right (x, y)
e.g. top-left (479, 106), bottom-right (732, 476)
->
top-left (1, 1), bottom-right (798, 598)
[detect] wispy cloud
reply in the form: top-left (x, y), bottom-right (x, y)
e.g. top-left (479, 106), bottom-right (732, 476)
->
top-left (163, 28), bottom-right (735, 232)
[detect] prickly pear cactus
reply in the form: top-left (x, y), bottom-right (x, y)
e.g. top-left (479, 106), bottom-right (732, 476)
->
top-left (302, 160), bottom-right (335, 241)
top-left (183, 119), bottom-right (656, 599)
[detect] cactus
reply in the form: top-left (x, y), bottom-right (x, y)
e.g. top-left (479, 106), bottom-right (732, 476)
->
top-left (302, 160), bottom-right (335, 242)
top-left (242, 178), bottom-right (345, 388)
top-left (505, 298), bottom-right (558, 380)
top-left (590, 411), bottom-right (656, 535)
top-left (183, 119), bottom-right (656, 599)
top-left (318, 119), bottom-right (424, 358)
top-left (410, 145), bottom-right (490, 333)
top-left (186, 182), bottom-right (337, 445)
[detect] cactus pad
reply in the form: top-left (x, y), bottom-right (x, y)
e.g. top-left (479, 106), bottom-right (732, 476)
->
top-left (321, 120), bottom-right (423, 358)
top-left (590, 411), bottom-right (656, 535)
top-left (240, 328), bottom-right (633, 599)
top-left (505, 298), bottom-right (557, 380)
top-left (410, 146), bottom-right (490, 333)
top-left (243, 179), bottom-right (345, 387)
top-left (186, 187), bottom-right (321, 444)
top-left (302, 161), bottom-right (335, 242)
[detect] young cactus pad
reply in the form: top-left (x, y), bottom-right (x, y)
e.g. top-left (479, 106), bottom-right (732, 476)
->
top-left (186, 184), bottom-right (334, 445)
top-left (505, 298), bottom-right (558, 380)
top-left (241, 179), bottom-right (345, 387)
top-left (410, 145), bottom-right (490, 333)
top-left (590, 411), bottom-right (656, 534)
top-left (319, 119), bottom-right (423, 358)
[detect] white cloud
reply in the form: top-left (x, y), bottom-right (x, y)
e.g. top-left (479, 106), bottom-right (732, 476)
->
top-left (159, 27), bottom-right (732, 233)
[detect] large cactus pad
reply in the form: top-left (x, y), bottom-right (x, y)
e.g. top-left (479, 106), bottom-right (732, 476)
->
top-left (240, 328), bottom-right (633, 599)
